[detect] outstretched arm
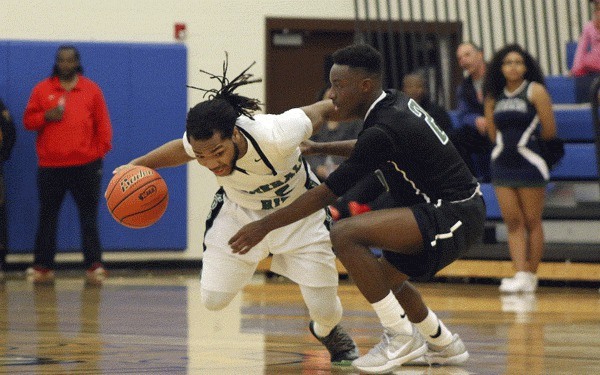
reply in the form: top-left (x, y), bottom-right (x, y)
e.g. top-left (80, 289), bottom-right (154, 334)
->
top-left (114, 139), bottom-right (194, 173)
top-left (299, 99), bottom-right (339, 135)
top-left (229, 183), bottom-right (338, 253)
top-left (301, 139), bottom-right (357, 158)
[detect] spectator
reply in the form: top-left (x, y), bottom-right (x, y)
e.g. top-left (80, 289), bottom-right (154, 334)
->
top-left (483, 44), bottom-right (557, 293)
top-left (23, 45), bottom-right (112, 284)
top-left (453, 42), bottom-right (493, 182)
top-left (570, 0), bottom-right (600, 102)
top-left (305, 86), bottom-right (362, 181)
top-left (571, 0), bottom-right (600, 77)
top-left (401, 71), bottom-right (453, 133)
top-left (0, 98), bottom-right (16, 279)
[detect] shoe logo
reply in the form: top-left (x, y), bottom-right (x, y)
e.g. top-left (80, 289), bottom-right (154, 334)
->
top-left (430, 325), bottom-right (442, 339)
top-left (254, 158), bottom-right (261, 162)
top-left (385, 341), bottom-right (410, 359)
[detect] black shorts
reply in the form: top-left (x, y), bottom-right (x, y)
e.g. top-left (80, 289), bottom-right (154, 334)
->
top-left (383, 191), bottom-right (486, 281)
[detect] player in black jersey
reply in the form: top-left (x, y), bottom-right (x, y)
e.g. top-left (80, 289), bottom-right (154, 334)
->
top-left (230, 44), bottom-right (486, 373)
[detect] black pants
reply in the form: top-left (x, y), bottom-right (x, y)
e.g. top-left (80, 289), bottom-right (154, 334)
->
top-left (0, 165), bottom-right (6, 267)
top-left (34, 159), bottom-right (103, 269)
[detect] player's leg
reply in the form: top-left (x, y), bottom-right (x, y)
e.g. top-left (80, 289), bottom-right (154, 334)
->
top-left (333, 197), bottom-right (482, 369)
top-left (299, 284), bottom-right (359, 365)
top-left (330, 208), bottom-right (427, 372)
top-left (269, 209), bottom-right (358, 364)
top-left (200, 194), bottom-right (267, 311)
top-left (330, 207), bottom-right (422, 304)
top-left (199, 258), bottom-right (255, 311)
top-left (200, 231), bottom-right (260, 310)
top-left (385, 261), bottom-right (468, 366)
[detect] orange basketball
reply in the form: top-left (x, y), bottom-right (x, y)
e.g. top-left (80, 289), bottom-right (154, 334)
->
top-left (105, 166), bottom-right (169, 229)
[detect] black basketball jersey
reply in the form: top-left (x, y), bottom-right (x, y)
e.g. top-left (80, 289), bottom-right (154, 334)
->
top-left (325, 90), bottom-right (478, 205)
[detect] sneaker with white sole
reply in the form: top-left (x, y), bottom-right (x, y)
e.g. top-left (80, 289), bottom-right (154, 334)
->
top-left (309, 321), bottom-right (359, 365)
top-left (406, 333), bottom-right (469, 366)
top-left (26, 266), bottom-right (55, 283)
top-left (352, 326), bottom-right (427, 374)
top-left (86, 263), bottom-right (108, 285)
top-left (499, 271), bottom-right (537, 293)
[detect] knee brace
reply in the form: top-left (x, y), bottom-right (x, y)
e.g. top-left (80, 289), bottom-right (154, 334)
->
top-left (300, 285), bottom-right (343, 328)
top-left (200, 289), bottom-right (237, 311)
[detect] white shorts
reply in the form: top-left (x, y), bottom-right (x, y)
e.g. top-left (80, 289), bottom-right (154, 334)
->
top-left (201, 194), bottom-right (339, 293)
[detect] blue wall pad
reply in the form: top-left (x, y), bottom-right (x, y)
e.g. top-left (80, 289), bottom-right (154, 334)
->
top-left (566, 41), bottom-right (577, 71)
top-left (546, 75), bottom-right (577, 104)
top-left (554, 106), bottom-right (595, 142)
top-left (550, 143), bottom-right (599, 180)
top-left (448, 109), bottom-right (459, 130)
top-left (1, 40), bottom-right (188, 253)
top-left (480, 183), bottom-right (501, 220)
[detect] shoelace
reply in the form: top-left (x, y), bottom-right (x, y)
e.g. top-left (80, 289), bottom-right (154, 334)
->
top-left (368, 331), bottom-right (392, 355)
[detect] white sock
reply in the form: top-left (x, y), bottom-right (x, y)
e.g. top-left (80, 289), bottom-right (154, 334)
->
top-left (371, 291), bottom-right (412, 335)
top-left (415, 309), bottom-right (453, 346)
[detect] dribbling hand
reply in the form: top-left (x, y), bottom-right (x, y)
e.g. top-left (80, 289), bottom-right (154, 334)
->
top-left (105, 164), bottom-right (136, 199)
top-left (112, 164), bottom-right (136, 175)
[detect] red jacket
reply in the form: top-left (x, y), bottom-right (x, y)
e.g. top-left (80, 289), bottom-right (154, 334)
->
top-left (23, 75), bottom-right (112, 167)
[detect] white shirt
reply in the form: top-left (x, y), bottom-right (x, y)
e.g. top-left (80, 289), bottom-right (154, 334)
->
top-left (183, 108), bottom-right (317, 210)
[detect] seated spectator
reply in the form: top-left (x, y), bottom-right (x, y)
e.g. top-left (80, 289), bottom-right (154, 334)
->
top-left (401, 71), bottom-right (453, 133)
top-left (571, 0), bottom-right (600, 77)
top-left (570, 0), bottom-right (600, 102)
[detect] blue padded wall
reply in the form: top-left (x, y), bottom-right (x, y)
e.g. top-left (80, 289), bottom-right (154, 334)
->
top-left (546, 75), bottom-right (577, 104)
top-left (1, 40), bottom-right (188, 253)
top-left (551, 143), bottom-right (599, 181)
top-left (566, 41), bottom-right (577, 71)
top-left (480, 183), bottom-right (501, 220)
top-left (554, 107), bottom-right (595, 142)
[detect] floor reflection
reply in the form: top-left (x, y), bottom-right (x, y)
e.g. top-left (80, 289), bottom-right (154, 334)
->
top-left (0, 271), bottom-right (599, 374)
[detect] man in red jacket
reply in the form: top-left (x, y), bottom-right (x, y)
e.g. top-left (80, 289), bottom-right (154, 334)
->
top-left (23, 45), bottom-right (112, 284)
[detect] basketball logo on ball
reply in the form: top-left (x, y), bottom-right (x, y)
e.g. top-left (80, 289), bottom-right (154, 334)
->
top-left (105, 165), bottom-right (168, 228)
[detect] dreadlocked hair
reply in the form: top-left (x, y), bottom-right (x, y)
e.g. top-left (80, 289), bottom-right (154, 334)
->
top-left (186, 53), bottom-right (262, 141)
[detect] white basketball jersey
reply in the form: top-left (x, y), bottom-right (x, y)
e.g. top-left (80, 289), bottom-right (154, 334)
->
top-left (183, 108), bottom-right (319, 210)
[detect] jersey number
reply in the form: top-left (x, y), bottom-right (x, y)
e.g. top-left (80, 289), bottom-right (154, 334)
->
top-left (407, 99), bottom-right (449, 145)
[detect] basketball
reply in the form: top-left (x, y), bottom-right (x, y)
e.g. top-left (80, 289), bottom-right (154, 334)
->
top-left (105, 166), bottom-right (169, 229)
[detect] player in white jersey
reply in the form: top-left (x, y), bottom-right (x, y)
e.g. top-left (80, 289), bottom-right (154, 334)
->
top-left (111, 58), bottom-right (358, 365)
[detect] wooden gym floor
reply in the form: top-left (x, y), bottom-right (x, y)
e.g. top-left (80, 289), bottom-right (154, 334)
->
top-left (1, 268), bottom-right (599, 375)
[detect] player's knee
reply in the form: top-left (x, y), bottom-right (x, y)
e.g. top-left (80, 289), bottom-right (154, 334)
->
top-left (302, 287), bottom-right (343, 325)
top-left (330, 219), bottom-right (358, 250)
top-left (201, 289), bottom-right (235, 311)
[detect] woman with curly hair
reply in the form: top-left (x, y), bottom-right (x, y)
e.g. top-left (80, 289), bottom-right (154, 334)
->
top-left (483, 44), bottom-right (558, 293)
